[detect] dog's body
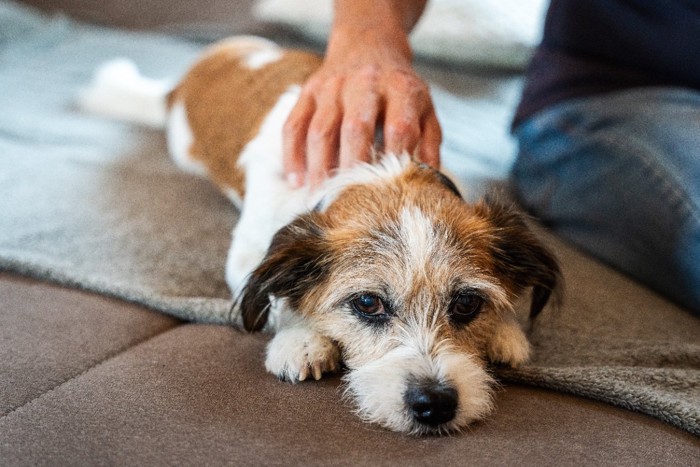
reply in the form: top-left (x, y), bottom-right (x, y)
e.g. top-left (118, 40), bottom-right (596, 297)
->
top-left (81, 36), bottom-right (561, 435)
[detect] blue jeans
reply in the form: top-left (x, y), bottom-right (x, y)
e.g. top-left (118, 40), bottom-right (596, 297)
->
top-left (512, 87), bottom-right (700, 315)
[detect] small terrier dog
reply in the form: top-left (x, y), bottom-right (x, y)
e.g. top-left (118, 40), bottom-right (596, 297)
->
top-left (81, 36), bottom-right (561, 435)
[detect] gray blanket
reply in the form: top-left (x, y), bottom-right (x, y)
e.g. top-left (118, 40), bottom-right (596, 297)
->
top-left (1, 1), bottom-right (698, 436)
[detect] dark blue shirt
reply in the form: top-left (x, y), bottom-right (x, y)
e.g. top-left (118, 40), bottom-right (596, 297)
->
top-left (513, 0), bottom-right (700, 127)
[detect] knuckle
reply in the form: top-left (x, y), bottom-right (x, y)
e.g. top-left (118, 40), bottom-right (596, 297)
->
top-left (315, 75), bottom-right (342, 96)
top-left (410, 85), bottom-right (430, 104)
top-left (328, 74), bottom-right (345, 89)
top-left (307, 120), bottom-right (337, 144)
top-left (393, 72), bottom-right (430, 99)
top-left (356, 65), bottom-right (380, 83)
top-left (343, 116), bottom-right (374, 139)
top-left (392, 69), bottom-right (418, 86)
top-left (303, 75), bottom-right (324, 93)
top-left (386, 119), bottom-right (419, 143)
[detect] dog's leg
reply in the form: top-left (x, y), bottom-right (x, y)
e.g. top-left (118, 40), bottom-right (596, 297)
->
top-left (224, 159), bottom-right (311, 295)
top-left (265, 301), bottom-right (341, 382)
top-left (225, 86), bottom-right (310, 295)
top-left (486, 316), bottom-right (531, 367)
top-left (226, 208), bottom-right (279, 297)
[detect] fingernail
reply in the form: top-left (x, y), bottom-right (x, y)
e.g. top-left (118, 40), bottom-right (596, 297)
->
top-left (286, 172), bottom-right (304, 188)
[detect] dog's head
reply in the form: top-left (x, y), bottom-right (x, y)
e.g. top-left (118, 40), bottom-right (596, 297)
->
top-left (239, 155), bottom-right (560, 435)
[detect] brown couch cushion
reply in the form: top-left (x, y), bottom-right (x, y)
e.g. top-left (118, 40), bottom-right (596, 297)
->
top-left (1, 274), bottom-right (698, 465)
top-left (0, 273), bottom-right (180, 416)
top-left (1, 1), bottom-right (698, 462)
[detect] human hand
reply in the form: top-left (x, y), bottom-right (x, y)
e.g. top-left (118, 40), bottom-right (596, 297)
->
top-left (282, 3), bottom-right (441, 188)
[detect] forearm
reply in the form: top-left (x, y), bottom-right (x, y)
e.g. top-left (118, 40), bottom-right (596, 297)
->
top-left (283, 0), bottom-right (439, 187)
top-left (328, 0), bottom-right (428, 63)
top-left (332, 0), bottom-right (428, 34)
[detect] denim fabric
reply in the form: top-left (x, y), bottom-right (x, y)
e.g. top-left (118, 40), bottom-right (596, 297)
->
top-left (512, 87), bottom-right (700, 314)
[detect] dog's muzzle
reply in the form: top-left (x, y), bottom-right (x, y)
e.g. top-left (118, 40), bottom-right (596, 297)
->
top-left (404, 379), bottom-right (458, 426)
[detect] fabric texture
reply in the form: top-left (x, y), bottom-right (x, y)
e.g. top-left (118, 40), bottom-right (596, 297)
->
top-left (3, 275), bottom-right (698, 465)
top-left (0, 273), bottom-right (180, 417)
top-left (513, 0), bottom-right (700, 126)
top-left (513, 87), bottom-right (700, 314)
top-left (1, 0), bottom-right (699, 437)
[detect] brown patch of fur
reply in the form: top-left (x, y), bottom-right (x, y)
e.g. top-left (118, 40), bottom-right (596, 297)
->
top-left (291, 167), bottom-right (505, 366)
top-left (237, 159), bottom-right (558, 433)
top-left (323, 164), bottom-right (492, 248)
top-left (168, 43), bottom-right (322, 197)
top-left (241, 159), bottom-right (559, 342)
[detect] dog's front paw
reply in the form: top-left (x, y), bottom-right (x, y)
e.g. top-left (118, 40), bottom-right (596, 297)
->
top-left (265, 327), bottom-right (341, 383)
top-left (486, 320), bottom-right (531, 368)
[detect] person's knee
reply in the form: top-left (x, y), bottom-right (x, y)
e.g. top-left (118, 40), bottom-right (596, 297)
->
top-left (511, 94), bottom-right (700, 314)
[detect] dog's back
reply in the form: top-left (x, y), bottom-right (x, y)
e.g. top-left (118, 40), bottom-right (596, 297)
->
top-left (80, 36), bottom-right (322, 201)
top-left (167, 38), bottom-right (322, 198)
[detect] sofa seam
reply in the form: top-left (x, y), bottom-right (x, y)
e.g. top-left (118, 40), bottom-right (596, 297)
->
top-left (0, 322), bottom-right (186, 421)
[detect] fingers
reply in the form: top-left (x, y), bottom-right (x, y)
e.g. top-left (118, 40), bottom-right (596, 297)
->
top-left (283, 68), bottom-right (442, 189)
top-left (383, 71), bottom-right (441, 168)
top-left (306, 80), bottom-right (342, 188)
top-left (339, 69), bottom-right (381, 169)
top-left (418, 107), bottom-right (442, 168)
top-left (383, 74), bottom-right (422, 158)
top-left (283, 92), bottom-right (314, 188)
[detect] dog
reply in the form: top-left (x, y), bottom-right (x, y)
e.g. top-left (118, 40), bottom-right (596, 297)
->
top-left (80, 36), bottom-right (561, 435)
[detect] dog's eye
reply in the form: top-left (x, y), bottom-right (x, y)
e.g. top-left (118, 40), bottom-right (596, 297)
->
top-left (350, 293), bottom-right (388, 320)
top-left (449, 291), bottom-right (484, 325)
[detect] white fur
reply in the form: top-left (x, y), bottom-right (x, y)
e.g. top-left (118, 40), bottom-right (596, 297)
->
top-left (202, 35), bottom-right (279, 60)
top-left (78, 59), bottom-right (171, 127)
top-left (81, 43), bottom-right (541, 436)
top-left (244, 48), bottom-right (284, 69)
top-left (265, 310), bottom-right (341, 382)
top-left (166, 101), bottom-right (209, 177)
top-left (399, 207), bottom-right (438, 269)
top-left (316, 153), bottom-right (412, 212)
top-left (225, 86), bottom-right (313, 295)
top-left (343, 341), bottom-right (494, 435)
top-left (487, 317), bottom-right (531, 366)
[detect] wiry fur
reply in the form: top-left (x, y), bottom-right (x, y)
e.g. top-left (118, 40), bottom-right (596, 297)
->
top-left (81, 36), bottom-right (562, 436)
top-left (237, 155), bottom-right (561, 435)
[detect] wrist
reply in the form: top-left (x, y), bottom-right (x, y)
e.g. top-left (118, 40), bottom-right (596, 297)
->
top-left (327, 0), bottom-right (421, 64)
top-left (332, 0), bottom-right (426, 33)
top-left (326, 21), bottom-right (413, 66)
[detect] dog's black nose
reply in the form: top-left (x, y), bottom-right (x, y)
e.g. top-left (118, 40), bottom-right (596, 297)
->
top-left (404, 381), bottom-right (458, 426)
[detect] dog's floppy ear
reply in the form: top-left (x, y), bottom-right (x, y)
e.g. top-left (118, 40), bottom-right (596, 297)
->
top-left (482, 197), bottom-right (562, 318)
top-left (238, 213), bottom-right (329, 332)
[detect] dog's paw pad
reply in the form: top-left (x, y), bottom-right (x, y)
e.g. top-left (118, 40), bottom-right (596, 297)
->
top-left (266, 327), bottom-right (341, 383)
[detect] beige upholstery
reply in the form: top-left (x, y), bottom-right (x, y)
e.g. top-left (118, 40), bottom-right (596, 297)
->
top-left (2, 1), bottom-right (698, 463)
top-left (2, 273), bottom-right (698, 465)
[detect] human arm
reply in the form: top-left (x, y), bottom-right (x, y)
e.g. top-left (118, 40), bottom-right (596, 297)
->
top-left (282, 0), bottom-right (441, 188)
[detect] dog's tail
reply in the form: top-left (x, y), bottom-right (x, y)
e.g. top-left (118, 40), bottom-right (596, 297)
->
top-left (78, 59), bottom-right (172, 128)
